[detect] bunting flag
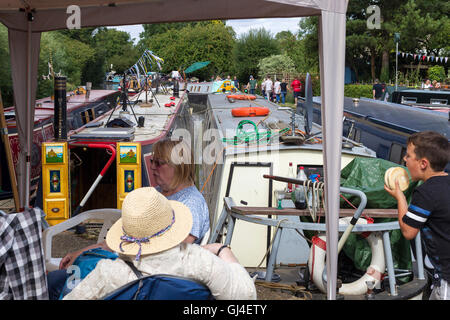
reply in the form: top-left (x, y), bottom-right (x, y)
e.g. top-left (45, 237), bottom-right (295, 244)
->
top-left (125, 49), bottom-right (164, 77)
top-left (397, 51), bottom-right (449, 64)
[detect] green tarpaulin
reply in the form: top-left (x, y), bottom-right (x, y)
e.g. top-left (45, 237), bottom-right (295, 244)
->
top-left (340, 157), bottom-right (418, 209)
top-left (339, 157), bottom-right (419, 282)
top-left (299, 157), bottom-right (419, 283)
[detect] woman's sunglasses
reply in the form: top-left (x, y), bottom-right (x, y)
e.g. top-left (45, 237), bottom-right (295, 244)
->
top-left (150, 158), bottom-right (168, 168)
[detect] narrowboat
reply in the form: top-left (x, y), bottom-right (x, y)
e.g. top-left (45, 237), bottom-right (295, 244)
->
top-left (302, 95), bottom-right (449, 168)
top-left (184, 80), bottom-right (428, 299)
top-left (0, 88), bottom-right (120, 211)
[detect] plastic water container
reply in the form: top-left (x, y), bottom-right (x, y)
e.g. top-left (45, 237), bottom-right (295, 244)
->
top-left (294, 166), bottom-right (307, 209)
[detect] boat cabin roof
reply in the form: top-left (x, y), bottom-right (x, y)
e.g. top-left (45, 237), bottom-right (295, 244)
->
top-left (205, 92), bottom-right (375, 158)
top-left (330, 97), bottom-right (449, 137)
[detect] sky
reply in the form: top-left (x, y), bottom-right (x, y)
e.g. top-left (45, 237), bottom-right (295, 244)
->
top-left (110, 18), bottom-right (302, 44)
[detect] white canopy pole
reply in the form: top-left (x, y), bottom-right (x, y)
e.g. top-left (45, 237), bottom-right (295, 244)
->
top-left (25, 15), bottom-right (32, 208)
top-left (318, 9), bottom-right (347, 300)
top-left (8, 16), bottom-right (41, 210)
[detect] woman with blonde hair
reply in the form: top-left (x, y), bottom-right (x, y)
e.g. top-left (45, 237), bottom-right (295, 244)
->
top-left (150, 138), bottom-right (209, 244)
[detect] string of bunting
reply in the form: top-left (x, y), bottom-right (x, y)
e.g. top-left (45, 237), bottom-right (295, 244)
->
top-left (125, 49), bottom-right (164, 78)
top-left (397, 52), bottom-right (448, 64)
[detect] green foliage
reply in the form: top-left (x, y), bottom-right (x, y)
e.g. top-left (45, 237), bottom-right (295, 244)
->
top-left (427, 65), bottom-right (446, 82)
top-left (140, 21), bottom-right (229, 40)
top-left (38, 31), bottom-right (95, 98)
top-left (292, 17), bottom-right (319, 74)
top-left (406, 68), bottom-right (421, 87)
top-left (257, 54), bottom-right (296, 78)
top-left (344, 84), bottom-right (373, 98)
top-left (380, 65), bottom-right (389, 83)
top-left (393, 0), bottom-right (450, 55)
top-left (345, 0), bottom-right (449, 82)
top-left (232, 28), bottom-right (280, 84)
top-left (142, 22), bottom-right (235, 80)
top-left (92, 28), bottom-right (138, 74)
top-left (0, 24), bottom-right (13, 106)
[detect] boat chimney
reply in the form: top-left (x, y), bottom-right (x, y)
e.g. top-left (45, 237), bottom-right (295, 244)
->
top-left (121, 74), bottom-right (128, 112)
top-left (54, 76), bottom-right (67, 140)
top-left (173, 79), bottom-right (179, 98)
top-left (86, 82), bottom-right (92, 99)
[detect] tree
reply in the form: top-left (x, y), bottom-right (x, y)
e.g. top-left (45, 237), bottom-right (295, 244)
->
top-left (346, 0), bottom-right (409, 82)
top-left (292, 17), bottom-right (320, 74)
top-left (92, 28), bottom-right (139, 75)
top-left (0, 24), bottom-right (13, 106)
top-left (38, 31), bottom-right (95, 98)
top-left (392, 0), bottom-right (450, 55)
top-left (427, 65), bottom-right (446, 82)
top-left (275, 31), bottom-right (297, 54)
top-left (232, 28), bottom-right (279, 83)
top-left (258, 54), bottom-right (296, 78)
top-left (57, 28), bottom-right (97, 45)
top-left (346, 19), bottom-right (377, 81)
top-left (140, 21), bottom-right (226, 39)
top-left (141, 22), bottom-right (235, 80)
top-left (345, 0), bottom-right (449, 82)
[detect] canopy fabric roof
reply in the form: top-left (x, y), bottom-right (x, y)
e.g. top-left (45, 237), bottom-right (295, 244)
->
top-left (0, 1), bottom-right (348, 32)
top-left (0, 0), bottom-right (348, 300)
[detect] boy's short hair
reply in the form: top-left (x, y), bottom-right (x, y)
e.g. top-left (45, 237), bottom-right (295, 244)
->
top-left (152, 138), bottom-right (195, 190)
top-left (407, 131), bottom-right (450, 171)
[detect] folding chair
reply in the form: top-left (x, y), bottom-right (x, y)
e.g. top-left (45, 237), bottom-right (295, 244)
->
top-left (42, 208), bottom-right (213, 300)
top-left (42, 208), bottom-right (121, 272)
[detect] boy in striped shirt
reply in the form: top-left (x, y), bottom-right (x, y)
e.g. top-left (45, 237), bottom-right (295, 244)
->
top-left (385, 131), bottom-right (449, 300)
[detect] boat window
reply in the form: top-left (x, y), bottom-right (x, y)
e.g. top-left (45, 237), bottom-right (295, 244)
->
top-left (354, 128), bottom-right (361, 143)
top-left (401, 96), bottom-right (417, 104)
top-left (81, 108), bottom-right (95, 125)
top-left (344, 124), bottom-right (360, 143)
top-left (430, 99), bottom-right (448, 105)
top-left (94, 102), bottom-right (109, 116)
top-left (377, 144), bottom-right (390, 160)
top-left (389, 143), bottom-right (406, 165)
top-left (67, 114), bottom-right (78, 131)
top-left (81, 110), bottom-right (89, 124)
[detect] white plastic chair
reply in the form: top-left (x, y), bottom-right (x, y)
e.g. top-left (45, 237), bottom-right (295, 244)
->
top-left (42, 208), bottom-right (121, 272)
top-left (200, 228), bottom-right (210, 246)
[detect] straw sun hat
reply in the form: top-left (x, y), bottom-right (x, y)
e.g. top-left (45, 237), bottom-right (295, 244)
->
top-left (384, 167), bottom-right (410, 192)
top-left (106, 187), bottom-right (192, 260)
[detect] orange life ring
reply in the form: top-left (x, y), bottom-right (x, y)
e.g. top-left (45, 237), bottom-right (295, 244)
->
top-left (231, 106), bottom-right (270, 117)
top-left (227, 94), bottom-right (256, 100)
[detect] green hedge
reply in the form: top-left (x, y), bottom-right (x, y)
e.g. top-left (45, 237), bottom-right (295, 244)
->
top-left (344, 84), bottom-right (373, 98)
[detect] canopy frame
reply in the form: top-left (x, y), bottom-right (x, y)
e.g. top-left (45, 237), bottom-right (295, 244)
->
top-left (0, 0), bottom-right (348, 300)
